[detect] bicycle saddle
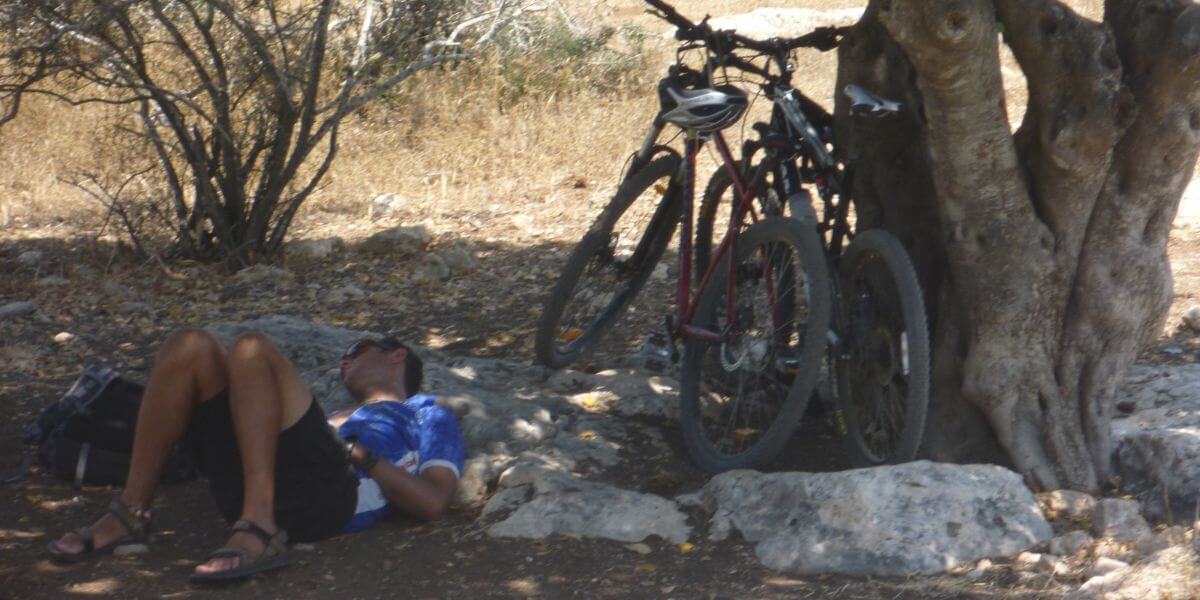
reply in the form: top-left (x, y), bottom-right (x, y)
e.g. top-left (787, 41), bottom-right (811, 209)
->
top-left (844, 84), bottom-right (903, 114)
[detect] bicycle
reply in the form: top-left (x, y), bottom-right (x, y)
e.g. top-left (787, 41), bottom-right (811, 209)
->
top-left (689, 27), bottom-right (930, 469)
top-left (534, 0), bottom-right (927, 472)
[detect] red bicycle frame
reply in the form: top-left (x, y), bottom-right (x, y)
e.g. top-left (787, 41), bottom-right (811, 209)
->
top-left (673, 129), bottom-right (769, 344)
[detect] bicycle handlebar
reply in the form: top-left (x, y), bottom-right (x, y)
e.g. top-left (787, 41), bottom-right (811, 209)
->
top-left (644, 0), bottom-right (846, 57)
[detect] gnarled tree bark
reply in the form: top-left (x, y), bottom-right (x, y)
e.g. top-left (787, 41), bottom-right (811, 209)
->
top-left (835, 0), bottom-right (1200, 491)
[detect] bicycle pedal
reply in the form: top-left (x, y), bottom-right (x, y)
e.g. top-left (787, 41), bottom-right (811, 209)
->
top-left (774, 354), bottom-right (802, 376)
top-left (639, 333), bottom-right (673, 373)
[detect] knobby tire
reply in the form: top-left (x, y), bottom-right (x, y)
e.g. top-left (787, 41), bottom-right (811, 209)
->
top-left (679, 216), bottom-right (832, 473)
top-left (534, 153), bottom-right (683, 369)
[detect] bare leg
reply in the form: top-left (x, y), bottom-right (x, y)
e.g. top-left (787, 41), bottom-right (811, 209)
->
top-left (51, 329), bottom-right (229, 555)
top-left (193, 332), bottom-right (312, 576)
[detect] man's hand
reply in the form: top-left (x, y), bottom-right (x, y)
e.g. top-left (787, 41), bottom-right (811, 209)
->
top-left (354, 449), bottom-right (458, 521)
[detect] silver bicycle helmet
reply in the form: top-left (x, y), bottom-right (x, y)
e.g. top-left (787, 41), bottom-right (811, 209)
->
top-left (658, 76), bottom-right (749, 133)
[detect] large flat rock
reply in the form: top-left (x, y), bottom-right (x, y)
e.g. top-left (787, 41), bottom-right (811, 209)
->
top-left (1113, 365), bottom-right (1200, 520)
top-left (688, 462), bottom-right (1052, 576)
top-left (205, 316), bottom-right (679, 509)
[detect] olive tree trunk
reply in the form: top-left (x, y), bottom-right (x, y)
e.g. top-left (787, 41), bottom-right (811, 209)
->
top-left (834, 0), bottom-right (1200, 492)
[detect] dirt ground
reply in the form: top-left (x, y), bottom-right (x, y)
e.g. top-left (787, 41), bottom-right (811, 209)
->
top-left (5, 186), bottom-right (1200, 600)
top-left (1, 0), bottom-right (1196, 598)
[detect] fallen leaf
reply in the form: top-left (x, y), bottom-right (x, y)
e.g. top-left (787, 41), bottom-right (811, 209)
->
top-left (625, 543), bottom-right (652, 555)
top-left (635, 564), bottom-right (657, 572)
top-left (678, 542), bottom-right (696, 553)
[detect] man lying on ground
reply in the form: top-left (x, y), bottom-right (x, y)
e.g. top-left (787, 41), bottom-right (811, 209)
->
top-left (47, 330), bottom-right (464, 582)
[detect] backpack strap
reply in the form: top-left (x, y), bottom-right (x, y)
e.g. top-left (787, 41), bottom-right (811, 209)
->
top-left (74, 443), bottom-right (91, 489)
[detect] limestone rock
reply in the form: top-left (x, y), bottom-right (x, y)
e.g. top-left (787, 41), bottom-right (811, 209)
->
top-left (1070, 545), bottom-right (1200, 599)
top-left (545, 369), bottom-right (594, 394)
top-left (481, 485), bottom-right (531, 517)
top-left (456, 454), bottom-right (512, 506)
top-left (1092, 499), bottom-right (1151, 542)
top-left (1183, 305), bottom-right (1200, 332)
top-left (1049, 531), bottom-right (1093, 557)
top-left (410, 253), bottom-right (450, 283)
top-left (112, 543), bottom-right (149, 557)
top-left (362, 225), bottom-right (431, 257)
top-left (1114, 364), bottom-right (1200, 413)
top-left (233, 264), bottom-right (292, 286)
top-left (1092, 556), bottom-right (1130, 577)
top-left (369, 193), bottom-right (407, 220)
top-left (1112, 364), bottom-right (1200, 518)
top-left (1093, 538), bottom-right (1136, 563)
top-left (0, 301), bottom-right (35, 320)
top-left (16, 250), bottom-right (44, 266)
top-left (202, 315), bottom-right (654, 525)
top-left (207, 315), bottom-right (363, 382)
top-left (1112, 377), bottom-right (1200, 520)
top-left (1135, 525), bottom-right (1187, 557)
top-left (1038, 489), bottom-right (1098, 526)
top-left (287, 237), bottom-right (344, 260)
top-left (1015, 552), bottom-right (1067, 575)
top-left (439, 247), bottom-right (479, 273)
top-left (487, 480), bottom-right (690, 544)
top-left (563, 369), bottom-right (679, 420)
top-left (966, 558), bottom-right (994, 580)
top-left (693, 462), bottom-right (1052, 576)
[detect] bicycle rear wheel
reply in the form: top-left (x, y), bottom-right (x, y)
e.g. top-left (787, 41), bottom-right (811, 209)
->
top-left (833, 228), bottom-right (930, 467)
top-left (679, 217), bottom-right (832, 473)
top-left (534, 153), bottom-right (682, 369)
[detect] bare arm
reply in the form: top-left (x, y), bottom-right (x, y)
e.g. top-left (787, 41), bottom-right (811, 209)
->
top-left (349, 444), bottom-right (457, 521)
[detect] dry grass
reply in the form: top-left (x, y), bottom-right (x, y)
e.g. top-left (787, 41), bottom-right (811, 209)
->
top-left (0, 96), bottom-right (119, 227)
top-left (0, 0), bottom-right (1117, 239)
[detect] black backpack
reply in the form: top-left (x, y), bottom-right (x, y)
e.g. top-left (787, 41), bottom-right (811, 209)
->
top-left (7, 365), bottom-right (195, 487)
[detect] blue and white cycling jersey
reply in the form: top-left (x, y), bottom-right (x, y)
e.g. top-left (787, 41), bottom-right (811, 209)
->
top-left (335, 395), bottom-right (465, 532)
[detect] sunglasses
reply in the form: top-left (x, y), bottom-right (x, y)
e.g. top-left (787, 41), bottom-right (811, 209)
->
top-left (342, 338), bottom-right (404, 360)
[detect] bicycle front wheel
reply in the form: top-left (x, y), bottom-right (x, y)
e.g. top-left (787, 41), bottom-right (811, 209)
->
top-left (534, 153), bottom-right (682, 369)
top-left (679, 217), bottom-right (832, 473)
top-left (833, 228), bottom-right (930, 467)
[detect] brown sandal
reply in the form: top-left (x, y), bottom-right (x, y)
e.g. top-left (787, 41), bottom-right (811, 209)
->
top-left (189, 519), bottom-right (294, 583)
top-left (47, 497), bottom-right (152, 563)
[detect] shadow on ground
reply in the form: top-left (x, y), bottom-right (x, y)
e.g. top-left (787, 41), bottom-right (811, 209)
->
top-left (0, 233), bottom-right (1039, 599)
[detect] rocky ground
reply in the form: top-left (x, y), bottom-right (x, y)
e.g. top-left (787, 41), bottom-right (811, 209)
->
top-left (5, 311), bottom-right (1200, 599)
top-left (6, 2), bottom-right (1200, 598)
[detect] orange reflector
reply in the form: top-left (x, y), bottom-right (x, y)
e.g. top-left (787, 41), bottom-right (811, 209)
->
top-left (732, 428), bottom-right (759, 441)
top-left (561, 328), bottom-right (584, 342)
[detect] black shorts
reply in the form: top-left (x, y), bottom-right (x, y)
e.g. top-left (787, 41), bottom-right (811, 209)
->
top-left (185, 391), bottom-right (358, 542)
